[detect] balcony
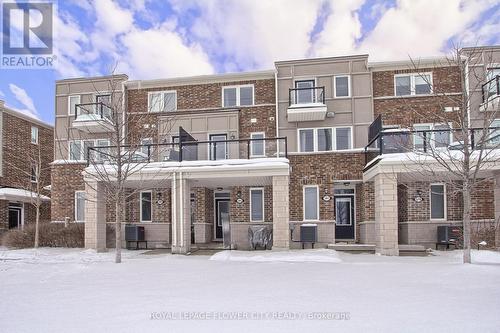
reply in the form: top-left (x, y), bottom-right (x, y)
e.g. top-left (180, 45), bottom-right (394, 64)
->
top-left (72, 102), bottom-right (114, 133)
top-left (480, 75), bottom-right (499, 112)
top-left (287, 86), bottom-right (327, 122)
top-left (86, 136), bottom-right (288, 166)
top-left (364, 116), bottom-right (500, 172)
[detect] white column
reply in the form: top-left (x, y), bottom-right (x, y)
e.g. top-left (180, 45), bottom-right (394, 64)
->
top-left (272, 175), bottom-right (290, 249)
top-left (171, 173), bottom-right (191, 254)
top-left (84, 181), bottom-right (107, 252)
top-left (494, 174), bottom-right (500, 249)
top-left (374, 173), bottom-right (399, 256)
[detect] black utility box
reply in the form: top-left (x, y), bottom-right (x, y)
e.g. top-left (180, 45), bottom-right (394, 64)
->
top-left (125, 224), bottom-right (145, 241)
top-left (437, 226), bottom-right (462, 245)
top-left (300, 224), bottom-right (318, 243)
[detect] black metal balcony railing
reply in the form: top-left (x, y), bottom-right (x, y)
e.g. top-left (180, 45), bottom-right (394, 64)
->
top-left (75, 102), bottom-right (112, 120)
top-left (85, 137), bottom-right (288, 166)
top-left (482, 75), bottom-right (500, 103)
top-left (288, 86), bottom-right (325, 106)
top-left (364, 127), bottom-right (500, 170)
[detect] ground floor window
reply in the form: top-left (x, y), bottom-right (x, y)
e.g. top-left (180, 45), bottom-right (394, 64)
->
top-left (303, 185), bottom-right (319, 220)
top-left (140, 191), bottom-right (152, 222)
top-left (430, 184), bottom-right (446, 220)
top-left (75, 191), bottom-right (85, 222)
top-left (250, 188), bottom-right (264, 222)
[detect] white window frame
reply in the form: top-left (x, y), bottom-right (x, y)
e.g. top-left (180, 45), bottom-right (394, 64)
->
top-left (31, 126), bottom-right (38, 144)
top-left (68, 139), bottom-right (109, 161)
top-left (140, 191), bottom-right (153, 222)
top-left (394, 72), bottom-right (433, 96)
top-left (147, 90), bottom-right (177, 113)
top-left (413, 123), bottom-right (453, 149)
top-left (250, 132), bottom-right (266, 157)
top-left (293, 78), bottom-right (317, 105)
top-left (208, 133), bottom-right (228, 160)
top-left (222, 84), bottom-right (255, 107)
top-left (333, 75), bottom-right (351, 98)
top-left (74, 191), bottom-right (86, 223)
top-left (141, 138), bottom-right (153, 156)
top-left (303, 185), bottom-right (319, 221)
top-left (297, 126), bottom-right (353, 152)
top-left (68, 95), bottom-right (81, 115)
top-left (249, 187), bottom-right (265, 222)
top-left (430, 183), bottom-right (446, 220)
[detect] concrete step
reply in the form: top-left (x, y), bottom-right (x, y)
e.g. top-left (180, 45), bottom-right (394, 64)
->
top-left (398, 244), bottom-right (429, 256)
top-left (327, 243), bottom-right (376, 253)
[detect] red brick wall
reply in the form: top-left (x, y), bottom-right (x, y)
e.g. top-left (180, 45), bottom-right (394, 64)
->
top-left (289, 153), bottom-right (364, 221)
top-left (373, 66), bottom-right (462, 127)
top-left (50, 163), bottom-right (85, 221)
top-left (357, 182), bottom-right (374, 222)
top-left (230, 185), bottom-right (273, 223)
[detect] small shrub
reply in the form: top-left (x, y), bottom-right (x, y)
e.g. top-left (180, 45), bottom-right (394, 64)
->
top-left (2, 222), bottom-right (85, 248)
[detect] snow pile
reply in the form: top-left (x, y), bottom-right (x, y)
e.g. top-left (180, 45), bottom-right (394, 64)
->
top-left (210, 249), bottom-right (342, 263)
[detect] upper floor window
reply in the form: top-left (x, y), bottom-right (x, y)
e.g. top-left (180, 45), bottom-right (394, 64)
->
top-left (298, 127), bottom-right (352, 152)
top-left (95, 94), bottom-right (112, 119)
top-left (148, 91), bottom-right (177, 112)
top-left (68, 95), bottom-right (81, 115)
top-left (69, 139), bottom-right (109, 161)
top-left (294, 80), bottom-right (316, 104)
top-left (30, 162), bottom-right (37, 183)
top-left (395, 73), bottom-right (432, 96)
top-left (31, 126), bottom-right (38, 144)
top-left (250, 132), bottom-right (265, 157)
top-left (413, 123), bottom-right (451, 150)
top-left (334, 75), bottom-right (350, 98)
top-left (222, 85), bottom-right (254, 107)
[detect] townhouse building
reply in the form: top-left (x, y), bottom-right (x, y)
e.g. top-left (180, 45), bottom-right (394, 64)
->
top-left (0, 100), bottom-right (53, 232)
top-left (51, 45), bottom-right (500, 255)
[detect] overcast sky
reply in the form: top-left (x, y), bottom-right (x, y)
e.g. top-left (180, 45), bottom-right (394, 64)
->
top-left (1, 0), bottom-right (499, 124)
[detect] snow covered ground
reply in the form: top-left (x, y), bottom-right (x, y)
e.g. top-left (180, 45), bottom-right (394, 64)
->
top-left (1, 248), bottom-right (499, 333)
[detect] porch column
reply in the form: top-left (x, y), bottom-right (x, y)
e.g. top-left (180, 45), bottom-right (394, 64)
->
top-left (84, 181), bottom-right (106, 252)
top-left (171, 173), bottom-right (191, 254)
top-left (374, 173), bottom-right (399, 256)
top-left (494, 174), bottom-right (500, 249)
top-left (272, 175), bottom-right (290, 249)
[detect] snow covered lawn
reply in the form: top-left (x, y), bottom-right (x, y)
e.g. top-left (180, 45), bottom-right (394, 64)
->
top-left (1, 248), bottom-right (499, 333)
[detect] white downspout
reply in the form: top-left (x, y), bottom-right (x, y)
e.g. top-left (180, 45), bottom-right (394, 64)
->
top-left (172, 172), bottom-right (177, 250)
top-left (179, 171), bottom-right (184, 249)
top-left (274, 70), bottom-right (280, 156)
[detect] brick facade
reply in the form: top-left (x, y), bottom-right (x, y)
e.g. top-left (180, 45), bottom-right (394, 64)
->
top-left (0, 109), bottom-right (53, 230)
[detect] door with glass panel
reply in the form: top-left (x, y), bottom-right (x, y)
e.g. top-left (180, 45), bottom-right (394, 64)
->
top-left (209, 134), bottom-right (227, 160)
top-left (334, 190), bottom-right (355, 239)
top-left (294, 80), bottom-right (315, 104)
top-left (95, 94), bottom-right (111, 119)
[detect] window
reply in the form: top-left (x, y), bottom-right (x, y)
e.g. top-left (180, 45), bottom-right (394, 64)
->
top-left (209, 134), bottom-right (227, 160)
top-left (294, 80), bottom-right (315, 104)
top-left (317, 128), bottom-right (333, 151)
top-left (430, 184), bottom-right (446, 220)
top-left (485, 67), bottom-right (500, 100)
top-left (222, 85), bottom-right (254, 107)
top-left (334, 75), bottom-right (350, 98)
top-left (335, 127), bottom-right (352, 150)
top-left (30, 163), bottom-right (37, 183)
top-left (299, 129), bottom-right (314, 152)
top-left (298, 127), bottom-right (352, 152)
top-left (31, 126), bottom-right (38, 144)
top-left (68, 95), bottom-right (81, 115)
top-left (413, 123), bottom-right (452, 150)
top-left (75, 191), bottom-right (85, 222)
top-left (148, 91), bottom-right (177, 112)
top-left (69, 139), bottom-right (103, 161)
top-left (69, 141), bottom-right (82, 160)
top-left (140, 191), bottom-right (152, 222)
top-left (96, 139), bottom-right (110, 162)
top-left (303, 186), bottom-right (319, 220)
top-left (250, 188), bottom-right (264, 222)
top-left (141, 138), bottom-right (152, 156)
top-left (250, 132), bottom-right (265, 157)
top-left (489, 119), bottom-right (500, 146)
top-left (395, 73), bottom-right (432, 96)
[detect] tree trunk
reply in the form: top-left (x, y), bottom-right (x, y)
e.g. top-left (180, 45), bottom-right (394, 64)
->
top-left (462, 184), bottom-right (472, 264)
top-left (34, 201), bottom-right (40, 248)
top-left (115, 196), bottom-right (122, 263)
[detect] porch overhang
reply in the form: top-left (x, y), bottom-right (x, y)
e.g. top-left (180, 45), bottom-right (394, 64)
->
top-left (83, 158), bottom-right (290, 188)
top-left (0, 188), bottom-right (50, 203)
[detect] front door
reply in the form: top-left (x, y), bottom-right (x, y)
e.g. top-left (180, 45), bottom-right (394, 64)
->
top-left (215, 199), bottom-right (230, 241)
top-left (334, 196), bottom-right (355, 239)
top-left (8, 208), bottom-right (22, 229)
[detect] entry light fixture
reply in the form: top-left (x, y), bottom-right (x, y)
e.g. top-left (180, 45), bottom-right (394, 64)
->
top-left (414, 190), bottom-right (423, 202)
top-left (216, 187), bottom-right (223, 191)
top-left (236, 190), bottom-right (244, 204)
top-left (343, 182), bottom-right (350, 187)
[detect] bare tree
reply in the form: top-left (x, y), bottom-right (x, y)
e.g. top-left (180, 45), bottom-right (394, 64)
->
top-left (374, 45), bottom-right (500, 263)
top-left (6, 139), bottom-right (50, 248)
top-left (55, 73), bottom-right (177, 263)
